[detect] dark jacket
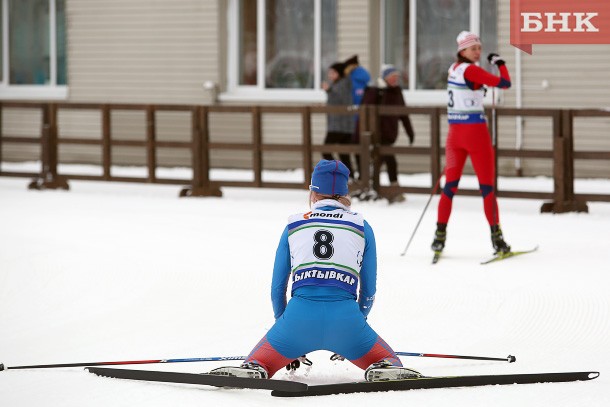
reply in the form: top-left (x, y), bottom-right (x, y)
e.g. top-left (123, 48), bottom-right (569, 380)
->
top-left (326, 77), bottom-right (354, 134)
top-left (360, 85), bottom-right (414, 145)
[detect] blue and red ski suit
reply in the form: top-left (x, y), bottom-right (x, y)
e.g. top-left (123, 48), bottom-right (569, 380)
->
top-left (243, 199), bottom-right (402, 378)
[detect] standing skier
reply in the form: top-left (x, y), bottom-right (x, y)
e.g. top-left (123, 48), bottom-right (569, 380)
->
top-left (210, 160), bottom-right (421, 381)
top-left (431, 31), bottom-right (512, 256)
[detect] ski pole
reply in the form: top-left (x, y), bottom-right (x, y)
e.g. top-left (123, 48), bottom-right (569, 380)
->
top-left (491, 86), bottom-right (499, 226)
top-left (396, 351), bottom-right (516, 363)
top-left (0, 355), bottom-right (246, 371)
top-left (400, 169), bottom-right (444, 256)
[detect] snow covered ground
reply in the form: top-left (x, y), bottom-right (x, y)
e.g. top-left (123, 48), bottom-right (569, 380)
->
top-left (1, 164), bottom-right (609, 406)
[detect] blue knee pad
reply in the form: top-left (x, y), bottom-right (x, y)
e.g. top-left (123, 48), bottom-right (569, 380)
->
top-left (480, 183), bottom-right (494, 198)
top-left (443, 179), bottom-right (460, 199)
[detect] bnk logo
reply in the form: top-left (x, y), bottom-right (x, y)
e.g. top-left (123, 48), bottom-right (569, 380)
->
top-left (510, 0), bottom-right (610, 54)
top-left (521, 13), bottom-right (598, 32)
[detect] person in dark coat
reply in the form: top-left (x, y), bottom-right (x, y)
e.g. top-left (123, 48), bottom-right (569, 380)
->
top-left (321, 62), bottom-right (354, 177)
top-left (359, 65), bottom-right (415, 203)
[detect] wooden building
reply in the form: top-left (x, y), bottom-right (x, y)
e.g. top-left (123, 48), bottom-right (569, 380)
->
top-left (1, 0), bottom-right (609, 177)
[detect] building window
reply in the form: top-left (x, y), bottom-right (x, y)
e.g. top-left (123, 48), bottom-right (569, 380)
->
top-left (225, 0), bottom-right (337, 102)
top-left (1, 0), bottom-right (67, 99)
top-left (383, 0), bottom-right (497, 93)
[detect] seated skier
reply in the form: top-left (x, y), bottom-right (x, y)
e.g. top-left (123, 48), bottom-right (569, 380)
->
top-left (209, 159), bottom-right (421, 382)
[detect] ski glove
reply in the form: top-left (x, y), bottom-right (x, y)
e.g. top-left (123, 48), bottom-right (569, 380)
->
top-left (285, 355), bottom-right (313, 371)
top-left (487, 53), bottom-right (505, 67)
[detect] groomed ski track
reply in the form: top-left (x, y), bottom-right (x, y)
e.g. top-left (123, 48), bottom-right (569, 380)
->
top-left (1, 170), bottom-right (609, 406)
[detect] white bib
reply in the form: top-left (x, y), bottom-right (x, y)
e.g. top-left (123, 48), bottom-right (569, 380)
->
top-left (447, 62), bottom-right (486, 124)
top-left (287, 204), bottom-right (365, 295)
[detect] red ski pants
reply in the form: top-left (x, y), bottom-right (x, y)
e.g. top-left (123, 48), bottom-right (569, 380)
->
top-left (437, 123), bottom-right (500, 226)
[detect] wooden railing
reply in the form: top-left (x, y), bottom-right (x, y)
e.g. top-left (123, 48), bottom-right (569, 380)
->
top-left (1, 101), bottom-right (609, 213)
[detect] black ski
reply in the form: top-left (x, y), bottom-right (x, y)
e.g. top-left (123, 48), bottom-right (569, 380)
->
top-left (271, 371), bottom-right (599, 397)
top-left (432, 250), bottom-right (442, 264)
top-left (481, 245), bottom-right (539, 265)
top-left (86, 367), bottom-right (307, 392)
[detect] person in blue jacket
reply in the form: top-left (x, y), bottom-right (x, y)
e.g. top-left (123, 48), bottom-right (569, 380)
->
top-left (343, 55), bottom-right (371, 184)
top-left (343, 54), bottom-right (371, 106)
top-left (210, 160), bottom-right (421, 382)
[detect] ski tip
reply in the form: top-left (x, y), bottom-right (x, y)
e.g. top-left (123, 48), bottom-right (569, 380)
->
top-left (0, 363), bottom-right (4, 371)
top-left (589, 372), bottom-right (600, 380)
top-left (508, 355), bottom-right (516, 363)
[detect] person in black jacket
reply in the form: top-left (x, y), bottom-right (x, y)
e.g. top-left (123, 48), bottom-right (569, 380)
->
top-left (321, 62), bottom-right (354, 177)
top-left (360, 65), bottom-right (415, 203)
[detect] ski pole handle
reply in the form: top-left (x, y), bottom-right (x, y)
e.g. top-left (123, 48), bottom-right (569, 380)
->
top-left (396, 351), bottom-right (516, 363)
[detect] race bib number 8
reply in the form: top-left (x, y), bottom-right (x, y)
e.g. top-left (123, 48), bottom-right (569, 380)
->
top-left (313, 229), bottom-right (334, 259)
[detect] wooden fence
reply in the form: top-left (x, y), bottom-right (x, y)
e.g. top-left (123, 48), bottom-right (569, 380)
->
top-left (1, 101), bottom-right (609, 213)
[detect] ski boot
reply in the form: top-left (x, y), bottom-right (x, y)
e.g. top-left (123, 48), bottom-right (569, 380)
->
top-left (208, 362), bottom-right (268, 379)
top-left (430, 223), bottom-right (447, 263)
top-left (431, 223), bottom-right (447, 252)
top-left (490, 225), bottom-right (511, 254)
top-left (364, 360), bottom-right (422, 382)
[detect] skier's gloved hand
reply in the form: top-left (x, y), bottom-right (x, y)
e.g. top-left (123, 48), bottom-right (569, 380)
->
top-left (487, 53), bottom-right (505, 66)
top-left (285, 355), bottom-right (313, 371)
top-left (330, 353), bottom-right (345, 361)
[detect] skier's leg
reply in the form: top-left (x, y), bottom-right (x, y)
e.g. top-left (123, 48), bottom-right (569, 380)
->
top-left (322, 299), bottom-right (420, 381)
top-left (437, 128), bottom-right (468, 225)
top-left (469, 125), bottom-right (511, 253)
top-left (468, 126), bottom-right (499, 226)
top-left (210, 297), bottom-right (320, 379)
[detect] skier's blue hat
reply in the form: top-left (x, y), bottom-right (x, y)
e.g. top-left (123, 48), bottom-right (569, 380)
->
top-left (309, 159), bottom-right (350, 196)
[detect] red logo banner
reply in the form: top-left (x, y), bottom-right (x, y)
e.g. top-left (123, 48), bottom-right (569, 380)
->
top-left (510, 0), bottom-right (610, 54)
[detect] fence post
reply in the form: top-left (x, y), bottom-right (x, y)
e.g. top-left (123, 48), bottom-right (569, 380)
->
top-left (252, 106), bottom-right (263, 187)
top-left (356, 105), bottom-right (371, 190)
top-left (102, 105), bottom-right (111, 180)
top-left (180, 105), bottom-right (222, 197)
top-left (430, 107), bottom-right (442, 189)
top-left (146, 105), bottom-right (156, 183)
top-left (28, 103), bottom-right (69, 190)
top-left (302, 106), bottom-right (313, 188)
top-left (369, 104), bottom-right (382, 196)
top-left (540, 109), bottom-right (588, 213)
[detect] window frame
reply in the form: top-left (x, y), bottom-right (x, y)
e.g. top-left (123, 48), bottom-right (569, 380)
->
top-left (221, 0), bottom-right (328, 103)
top-left (380, 0), bottom-right (495, 106)
top-left (0, 0), bottom-right (67, 100)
